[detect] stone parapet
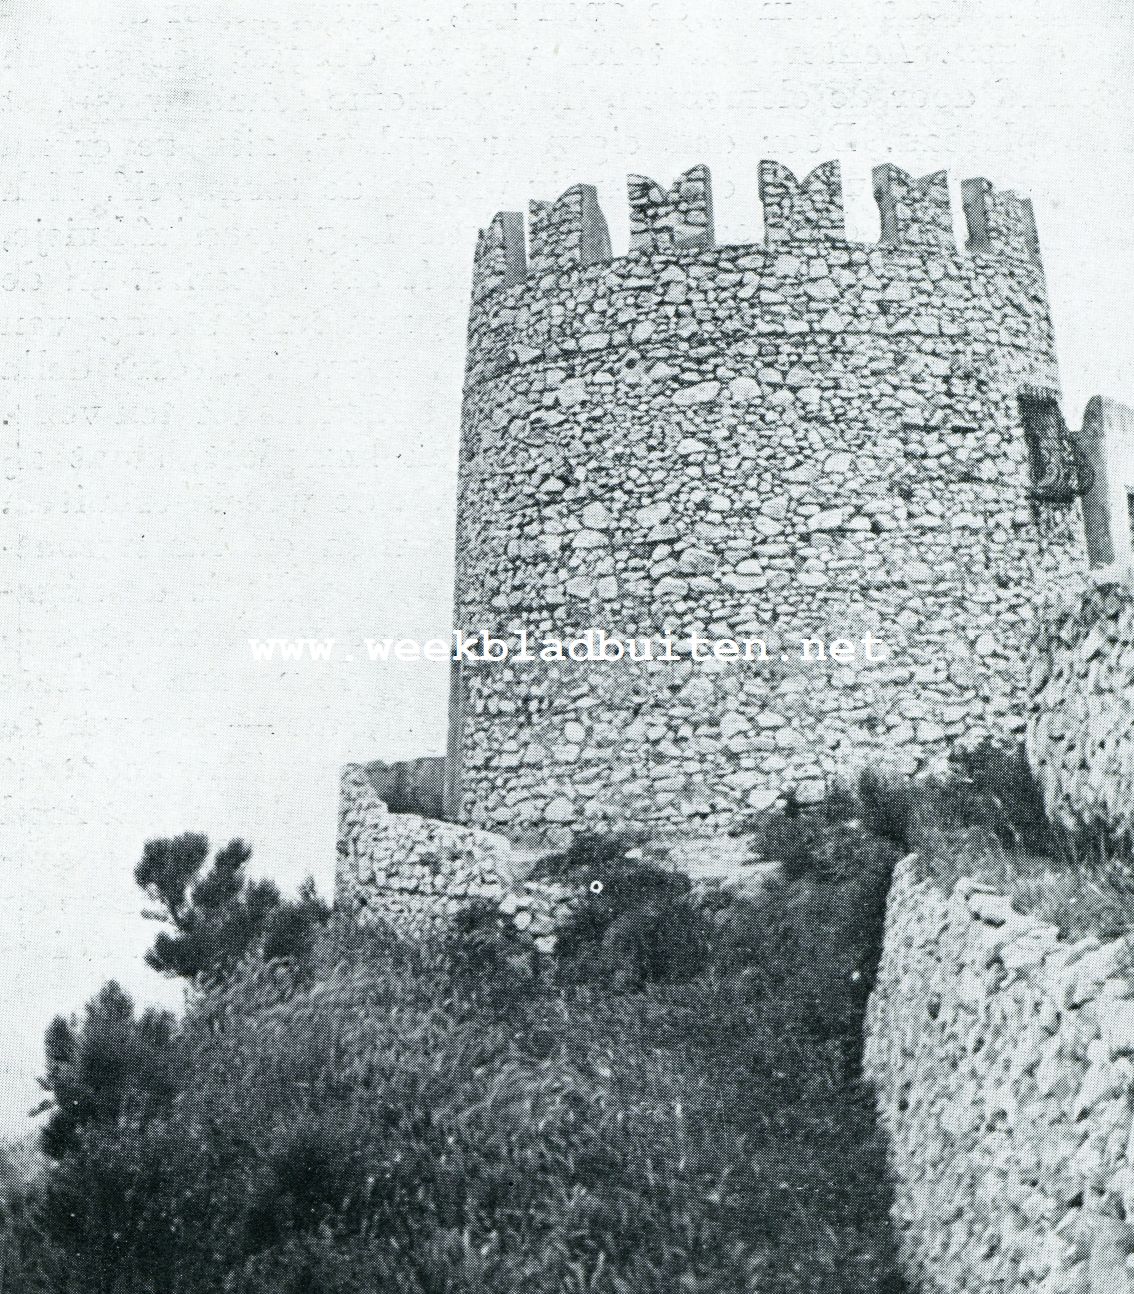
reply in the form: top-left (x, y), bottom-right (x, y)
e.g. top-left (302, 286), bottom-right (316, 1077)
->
top-left (336, 765), bottom-right (575, 950)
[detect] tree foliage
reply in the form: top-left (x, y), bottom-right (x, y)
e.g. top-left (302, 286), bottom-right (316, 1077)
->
top-left (135, 834), bottom-right (328, 981)
top-left (3, 806), bottom-right (922, 1292)
top-left (38, 982), bottom-right (177, 1162)
top-left (33, 837), bottom-right (329, 1167)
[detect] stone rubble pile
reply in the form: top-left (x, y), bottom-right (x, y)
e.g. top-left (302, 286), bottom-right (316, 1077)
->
top-left (336, 765), bottom-right (576, 952)
top-left (865, 854), bottom-right (1134, 1292)
top-left (1027, 577), bottom-right (1134, 844)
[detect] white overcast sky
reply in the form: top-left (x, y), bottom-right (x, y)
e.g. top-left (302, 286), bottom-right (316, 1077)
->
top-left (1, 0), bottom-right (1132, 1133)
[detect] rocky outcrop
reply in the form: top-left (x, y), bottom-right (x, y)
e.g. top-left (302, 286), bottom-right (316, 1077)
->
top-left (865, 854), bottom-right (1134, 1292)
top-left (1027, 577), bottom-right (1134, 844)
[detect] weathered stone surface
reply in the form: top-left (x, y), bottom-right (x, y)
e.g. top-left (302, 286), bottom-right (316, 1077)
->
top-left (336, 766), bottom-right (577, 948)
top-left (865, 855), bottom-right (1134, 1293)
top-left (1027, 577), bottom-right (1134, 844)
top-left (450, 158), bottom-right (1085, 840)
top-left (362, 756), bottom-right (445, 818)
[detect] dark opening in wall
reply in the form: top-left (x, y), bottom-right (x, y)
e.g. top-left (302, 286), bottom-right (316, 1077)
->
top-left (366, 757), bottom-right (446, 819)
top-left (1018, 386), bottom-right (1093, 506)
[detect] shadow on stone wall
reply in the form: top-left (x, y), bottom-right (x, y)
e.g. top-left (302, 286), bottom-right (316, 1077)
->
top-left (364, 756), bottom-right (446, 819)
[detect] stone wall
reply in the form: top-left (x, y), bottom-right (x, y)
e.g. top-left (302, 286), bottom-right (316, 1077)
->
top-left (1080, 397), bottom-right (1134, 570)
top-left (336, 765), bottom-right (574, 949)
top-left (864, 854), bottom-right (1134, 1292)
top-left (1027, 577), bottom-right (1134, 843)
top-left (448, 158), bottom-right (1087, 844)
top-left (362, 756), bottom-right (446, 819)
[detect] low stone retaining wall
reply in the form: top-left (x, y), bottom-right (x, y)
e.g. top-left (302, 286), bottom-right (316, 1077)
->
top-left (1028, 577), bottom-right (1134, 844)
top-left (864, 854), bottom-right (1134, 1292)
top-left (336, 764), bottom-right (575, 950)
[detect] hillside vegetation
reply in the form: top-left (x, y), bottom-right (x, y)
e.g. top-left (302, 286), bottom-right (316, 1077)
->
top-left (0, 803), bottom-right (910, 1294)
top-left (7, 740), bottom-right (1114, 1291)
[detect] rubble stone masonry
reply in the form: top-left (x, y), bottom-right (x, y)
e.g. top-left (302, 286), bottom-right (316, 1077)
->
top-left (1028, 576), bottom-right (1134, 844)
top-left (336, 764), bottom-right (575, 949)
top-left (865, 854), bottom-right (1134, 1292)
top-left (447, 160), bottom-right (1087, 842)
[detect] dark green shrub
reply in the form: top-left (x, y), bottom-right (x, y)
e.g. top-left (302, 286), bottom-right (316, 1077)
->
top-left (858, 742), bottom-right (1064, 861)
top-left (748, 808), bottom-right (819, 870)
top-left (262, 878), bottom-right (334, 965)
top-left (748, 783), bottom-right (861, 874)
top-left (532, 830), bottom-right (643, 883)
top-left (38, 982), bottom-right (177, 1162)
top-left (712, 821), bottom-right (897, 1078)
top-left (854, 749), bottom-right (1134, 939)
top-left (949, 740), bottom-right (1062, 856)
top-left (0, 1142), bottom-right (53, 1294)
top-left (446, 899), bottom-right (538, 1000)
top-left (136, 834), bottom-right (329, 983)
top-left (857, 769), bottom-right (916, 850)
top-left (546, 841), bottom-right (711, 989)
top-left (774, 816), bottom-right (898, 889)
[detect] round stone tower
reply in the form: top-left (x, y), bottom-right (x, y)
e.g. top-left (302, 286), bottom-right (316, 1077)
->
top-left (445, 159), bottom-right (1087, 841)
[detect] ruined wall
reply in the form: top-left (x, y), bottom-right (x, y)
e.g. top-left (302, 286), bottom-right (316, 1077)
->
top-left (1080, 397), bottom-right (1134, 570)
top-left (336, 765), bottom-right (574, 948)
top-left (1028, 576), bottom-right (1134, 842)
top-left (361, 756), bottom-right (446, 818)
top-left (864, 854), bottom-right (1134, 1292)
top-left (449, 160), bottom-right (1086, 843)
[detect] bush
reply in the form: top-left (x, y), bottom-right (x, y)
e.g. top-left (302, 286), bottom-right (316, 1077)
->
top-left (532, 830), bottom-right (643, 883)
top-left (135, 835), bottom-right (330, 984)
top-left (38, 982), bottom-right (177, 1162)
top-left (541, 837), bottom-right (712, 989)
top-left (15, 867), bottom-right (909, 1294)
top-left (445, 900), bottom-right (539, 1002)
top-left (857, 768), bottom-right (916, 851)
top-left (858, 741), bottom-right (1064, 860)
top-left (712, 816), bottom-right (898, 1079)
top-left (0, 1141), bottom-right (53, 1294)
top-left (34, 746), bottom-right (1134, 1290)
top-left (14, 793), bottom-right (917, 1294)
top-left (950, 740), bottom-right (1059, 856)
top-left (746, 784), bottom-right (861, 876)
top-left (854, 743), bottom-right (1134, 939)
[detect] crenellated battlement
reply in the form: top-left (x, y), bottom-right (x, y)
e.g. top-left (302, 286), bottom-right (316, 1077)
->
top-left (873, 165), bottom-right (954, 251)
top-left (470, 160), bottom-right (1046, 299)
top-left (471, 211), bottom-right (526, 305)
top-left (628, 164), bottom-right (715, 254)
top-left (757, 160), bottom-right (845, 243)
top-left (451, 152), bottom-right (1079, 842)
top-left (961, 177), bottom-right (1040, 267)
top-left (527, 184), bottom-right (612, 280)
